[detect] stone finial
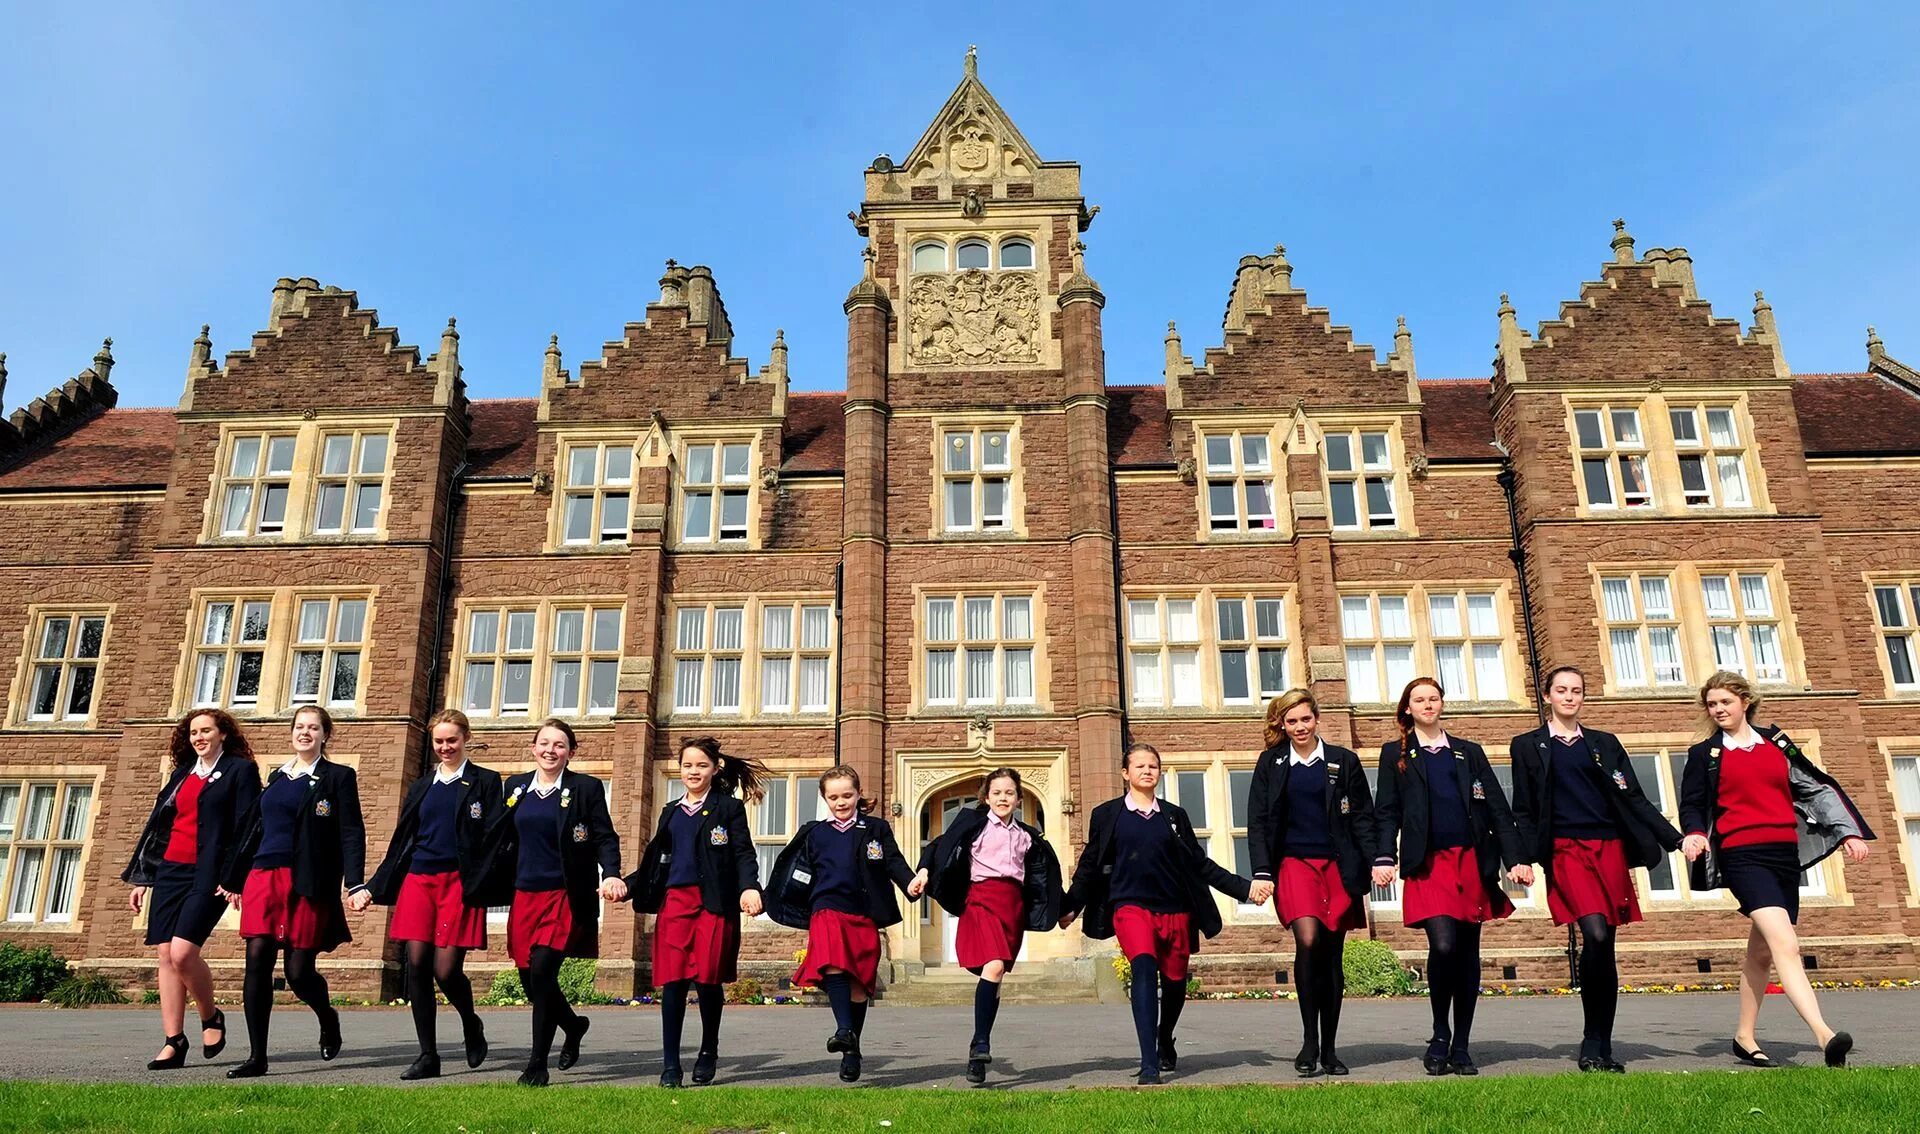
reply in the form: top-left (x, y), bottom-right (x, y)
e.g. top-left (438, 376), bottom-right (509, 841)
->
top-left (658, 259), bottom-right (688, 306)
top-left (269, 277), bottom-right (296, 330)
top-left (0, 352), bottom-right (7, 408)
top-left (1266, 243), bottom-right (1293, 291)
top-left (1163, 321), bottom-right (1184, 373)
top-left (1392, 314), bottom-right (1417, 370)
top-left (189, 324), bottom-right (212, 372)
top-left (862, 243), bottom-right (877, 278)
top-left (768, 328), bottom-right (789, 381)
top-left (1751, 291), bottom-right (1789, 379)
top-left (92, 338), bottom-right (115, 382)
top-left (845, 240), bottom-right (891, 312)
top-left (1496, 293), bottom-right (1530, 384)
top-left (543, 334), bottom-right (565, 386)
top-left (964, 44), bottom-right (978, 79)
top-left (1868, 325), bottom-right (1886, 362)
top-left (1069, 238), bottom-right (1087, 277)
top-left (1610, 218), bottom-right (1635, 263)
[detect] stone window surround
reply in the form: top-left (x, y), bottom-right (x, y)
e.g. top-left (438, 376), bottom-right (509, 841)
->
top-left (1183, 417), bottom-right (1291, 541)
top-left (541, 427), bottom-right (770, 553)
top-left (9, 606), bottom-right (114, 729)
top-left (1588, 561), bottom-right (1802, 697)
top-left (1122, 587), bottom-right (1300, 713)
top-left (1310, 413), bottom-right (1418, 539)
top-left (1562, 392), bottom-right (1770, 518)
top-left (908, 234), bottom-right (1038, 274)
top-left (0, 767), bottom-right (102, 931)
top-left (556, 439), bottom-right (635, 547)
top-left (907, 584), bottom-right (1049, 714)
top-left (1866, 576), bottom-right (1920, 697)
top-left (925, 414), bottom-right (1028, 539)
top-left (1335, 582), bottom-right (1523, 707)
top-left (202, 418), bottom-right (398, 544)
top-left (665, 594), bottom-right (837, 723)
top-left (454, 599), bottom-right (623, 721)
top-left (176, 587), bottom-right (377, 719)
top-left (1878, 739), bottom-right (1920, 907)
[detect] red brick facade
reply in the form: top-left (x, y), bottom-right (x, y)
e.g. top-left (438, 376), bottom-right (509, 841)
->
top-left (3, 65), bottom-right (1920, 997)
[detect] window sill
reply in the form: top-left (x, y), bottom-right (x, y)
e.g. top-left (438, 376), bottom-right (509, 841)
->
top-left (914, 704), bottom-right (1053, 719)
top-left (4, 721), bottom-right (107, 734)
top-left (0, 920), bottom-right (86, 934)
top-left (1328, 527), bottom-right (1413, 540)
top-left (1202, 529), bottom-right (1287, 542)
top-left (666, 712), bottom-right (835, 726)
top-left (199, 533), bottom-right (387, 547)
top-left (936, 529), bottom-right (1025, 542)
top-left (1127, 705), bottom-right (1266, 718)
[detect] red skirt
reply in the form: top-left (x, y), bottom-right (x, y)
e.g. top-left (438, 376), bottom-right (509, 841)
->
top-left (652, 884), bottom-right (740, 985)
top-left (793, 909), bottom-right (882, 996)
top-left (1401, 846), bottom-right (1513, 927)
top-left (1547, 837), bottom-right (1642, 927)
top-left (1277, 857), bottom-right (1366, 932)
top-left (954, 877), bottom-right (1025, 973)
top-left (239, 867), bottom-right (340, 951)
top-left (390, 870), bottom-right (487, 949)
top-left (507, 888), bottom-right (590, 969)
top-left (1112, 905), bottom-right (1192, 981)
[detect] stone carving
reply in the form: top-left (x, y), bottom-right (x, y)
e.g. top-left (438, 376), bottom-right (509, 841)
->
top-left (907, 270), bottom-right (1041, 366)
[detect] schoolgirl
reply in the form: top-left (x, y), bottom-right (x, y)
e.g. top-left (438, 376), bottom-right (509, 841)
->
top-left (1374, 678), bottom-right (1527, 1076)
top-left (215, 705), bottom-right (363, 1077)
top-left (485, 718), bottom-right (625, 1086)
top-left (356, 709), bottom-right (506, 1079)
top-left (1245, 690), bottom-right (1374, 1077)
top-left (908, 767), bottom-right (1064, 1084)
top-left (1680, 671), bottom-right (1874, 1068)
top-left (1060, 742), bottom-right (1259, 1085)
top-left (765, 764), bottom-right (916, 1083)
top-left (123, 708), bottom-right (263, 1070)
top-left (624, 737), bottom-right (768, 1087)
top-left (1508, 664), bottom-right (1682, 1072)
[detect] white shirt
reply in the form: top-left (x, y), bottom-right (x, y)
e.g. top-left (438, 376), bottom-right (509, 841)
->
top-left (1719, 728), bottom-right (1761, 751)
top-left (677, 792), bottom-right (709, 814)
top-left (433, 760), bottom-right (469, 785)
top-left (1287, 740), bottom-right (1328, 767)
top-left (279, 757), bottom-right (321, 780)
top-left (192, 755), bottom-right (218, 778)
top-left (530, 772), bottom-right (564, 798)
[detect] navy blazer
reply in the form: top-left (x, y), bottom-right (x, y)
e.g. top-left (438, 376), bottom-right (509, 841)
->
top-left (1061, 797), bottom-right (1253, 945)
top-left (123, 752), bottom-right (264, 895)
top-left (916, 805), bottom-right (1065, 931)
top-left (220, 758), bottom-right (366, 951)
top-left (764, 814), bottom-right (916, 931)
top-left (365, 761), bottom-right (509, 907)
top-left (626, 792), bottom-right (760, 916)
top-left (484, 770), bottom-right (622, 944)
top-left (1244, 742), bottom-right (1375, 901)
top-left (1680, 723), bottom-right (1875, 891)
top-left (1508, 725), bottom-right (1680, 872)
top-left (1373, 737), bottom-right (1524, 904)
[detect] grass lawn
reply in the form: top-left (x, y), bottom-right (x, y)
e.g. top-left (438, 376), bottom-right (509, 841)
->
top-left (2, 1069), bottom-right (1915, 1134)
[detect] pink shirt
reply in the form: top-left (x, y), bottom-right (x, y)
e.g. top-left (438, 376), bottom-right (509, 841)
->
top-left (969, 811), bottom-right (1032, 882)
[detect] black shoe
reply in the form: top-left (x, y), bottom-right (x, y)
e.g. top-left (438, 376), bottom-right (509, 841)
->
top-left (659, 1066), bottom-right (684, 1088)
top-left (827, 1028), bottom-right (856, 1053)
top-left (1294, 1045), bottom-right (1321, 1077)
top-left (839, 1051), bottom-right (863, 1082)
top-left (318, 1008), bottom-right (342, 1061)
top-left (1157, 1038), bottom-right (1178, 1072)
top-left (401, 1052), bottom-right (441, 1081)
top-left (1136, 1070), bottom-right (1162, 1085)
top-left (201, 1009), bottom-right (228, 1060)
top-left (517, 1063), bottom-right (549, 1087)
top-left (966, 1053), bottom-right (989, 1084)
top-left (1423, 1038), bottom-right (1451, 1076)
top-left (691, 1049), bottom-right (717, 1085)
top-left (1824, 1031), bottom-right (1853, 1068)
top-left (225, 1056), bottom-right (268, 1079)
top-left (1321, 1054), bottom-right (1349, 1076)
top-left (1578, 1055), bottom-right (1606, 1072)
top-left (556, 1017), bottom-right (589, 1071)
top-left (1731, 1040), bottom-right (1775, 1067)
top-left (1448, 1050), bottom-right (1478, 1076)
top-left (147, 1034), bottom-right (188, 1071)
top-left (1603, 1058), bottom-right (1627, 1074)
top-left (463, 1018), bottom-right (488, 1068)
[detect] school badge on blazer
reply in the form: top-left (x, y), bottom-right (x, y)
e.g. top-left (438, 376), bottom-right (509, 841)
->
top-left (1471, 781), bottom-right (1486, 801)
top-left (709, 827), bottom-right (729, 846)
top-left (469, 801), bottom-right (483, 819)
top-left (572, 823), bottom-right (588, 843)
top-left (315, 799), bottom-right (333, 817)
top-left (1339, 796), bottom-right (1351, 815)
top-left (1611, 769), bottom-right (1630, 791)
top-left (865, 840), bottom-right (884, 860)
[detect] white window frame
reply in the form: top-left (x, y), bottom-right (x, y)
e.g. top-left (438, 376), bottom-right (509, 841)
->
top-left (1670, 404), bottom-right (1752, 509)
top-left (921, 592), bottom-right (1038, 710)
top-left (19, 611), bottom-right (110, 725)
top-left (559, 440), bottom-right (635, 547)
top-left (1599, 572), bottom-right (1688, 690)
top-left (1572, 404), bottom-right (1654, 510)
top-left (287, 596), bottom-right (368, 709)
top-left (311, 430), bottom-right (392, 535)
top-left (679, 440), bottom-right (753, 544)
top-left (218, 432), bottom-right (298, 536)
top-left (457, 601), bottom-right (622, 720)
top-left (1322, 427), bottom-right (1400, 531)
top-left (191, 597), bottom-right (276, 712)
top-left (758, 602), bottom-right (836, 715)
top-left (1200, 429), bottom-right (1278, 533)
top-left (0, 779), bottom-right (96, 925)
top-left (940, 426), bottom-right (1016, 534)
top-left (1871, 581), bottom-right (1920, 694)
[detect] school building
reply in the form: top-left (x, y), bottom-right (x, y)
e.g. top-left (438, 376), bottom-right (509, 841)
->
top-left (3, 52), bottom-right (1919, 999)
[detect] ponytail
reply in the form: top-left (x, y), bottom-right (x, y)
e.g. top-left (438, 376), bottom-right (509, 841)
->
top-left (679, 736), bottom-right (770, 802)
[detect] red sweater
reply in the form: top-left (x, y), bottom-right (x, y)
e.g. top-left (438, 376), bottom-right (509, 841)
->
top-left (163, 772), bottom-right (207, 864)
top-left (1714, 736), bottom-right (1798, 850)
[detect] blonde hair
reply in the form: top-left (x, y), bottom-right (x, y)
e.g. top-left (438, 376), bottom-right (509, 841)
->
top-left (1263, 689), bottom-right (1319, 749)
top-left (1699, 671), bottom-right (1760, 721)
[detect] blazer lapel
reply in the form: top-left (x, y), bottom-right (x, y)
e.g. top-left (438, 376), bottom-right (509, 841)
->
top-left (1450, 744), bottom-right (1473, 804)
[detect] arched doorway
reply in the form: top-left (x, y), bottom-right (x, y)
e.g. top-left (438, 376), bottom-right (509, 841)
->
top-left (915, 779), bottom-right (1047, 966)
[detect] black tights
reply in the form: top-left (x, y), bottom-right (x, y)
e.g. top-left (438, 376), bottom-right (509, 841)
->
top-left (404, 940), bottom-right (479, 1057)
top-left (1126, 955), bottom-right (1188, 1073)
top-left (1423, 916), bottom-right (1483, 1051)
top-left (520, 945), bottom-right (579, 1068)
top-left (1576, 914), bottom-right (1618, 1055)
top-left (241, 937), bottom-right (333, 1060)
top-left (659, 980), bottom-right (725, 1070)
top-left (1291, 918), bottom-right (1347, 1058)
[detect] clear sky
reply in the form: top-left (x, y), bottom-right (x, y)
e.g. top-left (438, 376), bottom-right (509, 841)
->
top-left (3, 2), bottom-right (1915, 411)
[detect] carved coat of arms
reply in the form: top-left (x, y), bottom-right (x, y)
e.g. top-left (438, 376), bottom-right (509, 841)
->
top-left (907, 269), bottom-right (1040, 366)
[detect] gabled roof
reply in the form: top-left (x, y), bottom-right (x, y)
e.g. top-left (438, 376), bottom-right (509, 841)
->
top-left (464, 398), bottom-right (539, 478)
top-left (1791, 372), bottom-right (1920, 456)
top-left (781, 392), bottom-right (845, 474)
top-left (0, 407), bottom-right (177, 490)
top-left (1108, 385), bottom-right (1172, 467)
top-left (900, 48), bottom-right (1043, 180)
top-left (1418, 379), bottom-right (1499, 461)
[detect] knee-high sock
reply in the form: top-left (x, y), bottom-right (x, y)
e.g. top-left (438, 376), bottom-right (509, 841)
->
top-left (971, 979), bottom-right (1001, 1052)
top-left (1450, 922), bottom-right (1483, 1052)
top-left (1318, 932), bottom-right (1348, 1055)
top-left (242, 937), bottom-right (279, 1061)
top-left (435, 946), bottom-right (478, 1028)
top-left (1157, 970), bottom-right (1187, 1046)
top-left (849, 998), bottom-right (869, 1037)
top-left (1577, 915), bottom-right (1618, 1052)
top-left (1128, 955), bottom-right (1160, 1071)
top-left (695, 983), bottom-right (724, 1054)
top-left (1425, 917), bottom-right (1461, 1043)
top-left (522, 947), bottom-right (572, 1066)
top-left (405, 941), bottom-right (438, 1055)
top-left (821, 972), bottom-right (854, 1035)
top-left (660, 980), bottom-right (691, 1070)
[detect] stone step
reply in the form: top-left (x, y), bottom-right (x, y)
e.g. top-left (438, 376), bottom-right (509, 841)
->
top-left (877, 957), bottom-right (1110, 1005)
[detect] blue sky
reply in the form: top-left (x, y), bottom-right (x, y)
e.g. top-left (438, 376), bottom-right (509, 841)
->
top-left (2, 2), bottom-right (1915, 411)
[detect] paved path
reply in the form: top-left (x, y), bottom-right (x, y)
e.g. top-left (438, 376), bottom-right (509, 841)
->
top-left (3, 991), bottom-right (1914, 1089)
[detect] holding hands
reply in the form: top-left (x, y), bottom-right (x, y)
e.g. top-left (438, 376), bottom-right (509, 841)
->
top-left (347, 888), bottom-right (373, 912)
top-left (1372, 864), bottom-right (1397, 889)
top-left (216, 887), bottom-right (241, 906)
top-left (740, 889), bottom-right (764, 916)
top-left (600, 876), bottom-right (629, 903)
top-left (1246, 879), bottom-right (1275, 905)
top-left (907, 869), bottom-right (929, 899)
top-left (1681, 833), bottom-right (1710, 862)
top-left (1506, 864), bottom-right (1535, 887)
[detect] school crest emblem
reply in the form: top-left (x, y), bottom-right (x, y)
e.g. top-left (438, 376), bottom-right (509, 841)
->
top-left (1471, 780), bottom-right (1486, 801)
top-left (572, 823), bottom-right (588, 843)
top-left (469, 801), bottom-right (483, 819)
top-left (315, 799), bottom-right (332, 817)
top-left (1611, 769), bottom-right (1630, 791)
top-left (709, 827), bottom-right (729, 846)
top-left (865, 840), bottom-right (884, 861)
top-left (1339, 796), bottom-right (1351, 815)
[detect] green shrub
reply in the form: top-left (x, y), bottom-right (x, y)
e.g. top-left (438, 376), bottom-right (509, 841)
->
top-left (0, 943), bottom-right (71, 1002)
top-left (725, 976), bottom-right (764, 1005)
top-left (558, 958), bottom-right (611, 1005)
top-left (1343, 937), bottom-right (1414, 997)
top-left (141, 988), bottom-right (161, 1005)
top-left (481, 968), bottom-right (526, 1005)
top-left (48, 971), bottom-right (127, 1007)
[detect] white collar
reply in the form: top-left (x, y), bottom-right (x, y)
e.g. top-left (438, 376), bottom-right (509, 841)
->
top-left (829, 814), bottom-right (858, 832)
top-left (1413, 730), bottom-right (1451, 752)
top-left (433, 760), bottom-right (469, 785)
top-left (192, 755), bottom-right (219, 778)
top-left (1719, 728), bottom-right (1762, 751)
top-left (678, 791), bottom-right (709, 813)
top-left (1548, 720), bottom-right (1585, 742)
top-left (279, 757), bottom-right (321, 780)
top-left (1287, 740), bottom-right (1327, 767)
top-left (530, 771), bottom-right (564, 797)
top-left (1124, 793), bottom-right (1161, 816)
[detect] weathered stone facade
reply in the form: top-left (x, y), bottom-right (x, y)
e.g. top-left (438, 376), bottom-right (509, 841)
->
top-left (4, 55), bottom-right (1920, 998)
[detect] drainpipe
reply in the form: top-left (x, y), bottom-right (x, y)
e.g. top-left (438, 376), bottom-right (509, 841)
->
top-left (422, 457), bottom-right (469, 775)
top-left (832, 558), bottom-right (844, 769)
